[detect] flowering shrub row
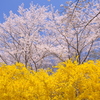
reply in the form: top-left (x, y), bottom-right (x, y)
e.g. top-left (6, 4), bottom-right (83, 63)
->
top-left (0, 60), bottom-right (100, 100)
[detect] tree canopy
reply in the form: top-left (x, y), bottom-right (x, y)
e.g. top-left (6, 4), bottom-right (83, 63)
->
top-left (0, 0), bottom-right (100, 70)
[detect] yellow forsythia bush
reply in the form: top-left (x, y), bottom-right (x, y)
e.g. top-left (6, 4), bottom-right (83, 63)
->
top-left (0, 60), bottom-right (100, 100)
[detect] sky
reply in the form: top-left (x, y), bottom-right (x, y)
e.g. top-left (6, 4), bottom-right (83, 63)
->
top-left (0, 0), bottom-right (71, 23)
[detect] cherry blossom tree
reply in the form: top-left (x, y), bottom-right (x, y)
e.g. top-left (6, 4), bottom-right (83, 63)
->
top-left (44, 0), bottom-right (100, 64)
top-left (0, 4), bottom-right (54, 71)
top-left (0, 1), bottom-right (100, 71)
